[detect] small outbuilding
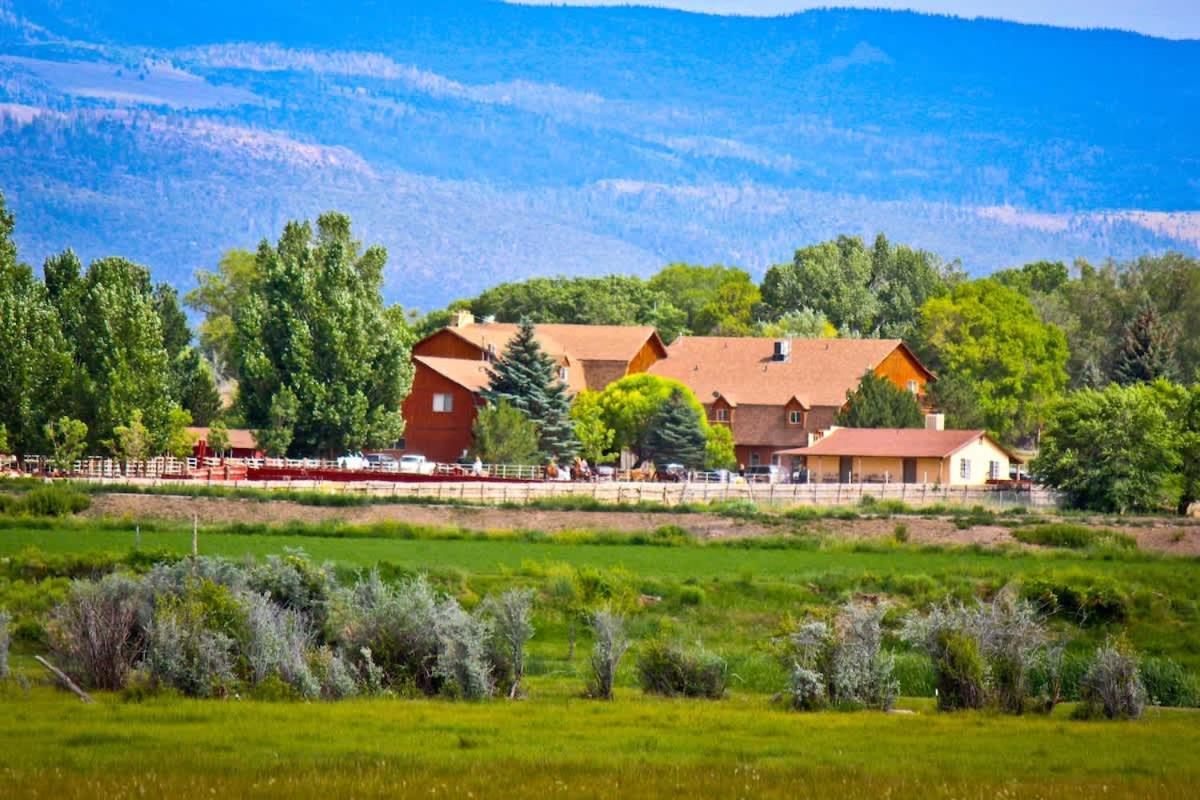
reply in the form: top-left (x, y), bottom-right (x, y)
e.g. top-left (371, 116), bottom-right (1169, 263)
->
top-left (187, 427), bottom-right (264, 460)
top-left (777, 423), bottom-right (1021, 486)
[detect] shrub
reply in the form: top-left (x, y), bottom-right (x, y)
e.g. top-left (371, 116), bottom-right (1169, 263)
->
top-left (786, 665), bottom-right (827, 710)
top-left (144, 597), bottom-right (236, 698)
top-left (332, 572), bottom-right (440, 693)
top-left (3, 485), bottom-right (91, 517)
top-left (933, 630), bottom-right (986, 710)
top-left (781, 603), bottom-right (897, 711)
top-left (48, 574), bottom-right (143, 690)
top-left (0, 610), bottom-right (9, 679)
top-left (1139, 657), bottom-right (1200, 708)
top-left (309, 645), bottom-right (359, 699)
top-left (432, 600), bottom-right (494, 700)
top-left (247, 550), bottom-right (337, 632)
top-left (636, 639), bottom-right (727, 699)
top-left (678, 585), bottom-right (705, 606)
top-left (242, 592), bottom-right (318, 698)
top-left (588, 608), bottom-right (631, 700)
top-left (1076, 638), bottom-right (1146, 720)
top-left (892, 523), bottom-right (910, 543)
top-left (1011, 524), bottom-right (1136, 551)
top-left (481, 588), bottom-right (535, 698)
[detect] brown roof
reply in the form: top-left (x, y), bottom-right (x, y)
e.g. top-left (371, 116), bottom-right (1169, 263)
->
top-left (649, 337), bottom-right (921, 407)
top-left (414, 356), bottom-right (493, 392)
top-left (438, 323), bottom-right (665, 366)
top-left (778, 427), bottom-right (1021, 462)
top-left (185, 427), bottom-right (258, 450)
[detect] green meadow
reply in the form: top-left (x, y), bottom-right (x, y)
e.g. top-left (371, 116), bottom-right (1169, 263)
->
top-left (2, 510), bottom-right (1200, 797)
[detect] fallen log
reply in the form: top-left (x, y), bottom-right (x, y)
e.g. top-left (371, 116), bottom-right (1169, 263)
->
top-left (34, 656), bottom-right (94, 703)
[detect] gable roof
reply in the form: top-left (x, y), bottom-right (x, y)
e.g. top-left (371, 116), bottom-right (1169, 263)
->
top-left (185, 427), bottom-right (258, 450)
top-left (425, 322), bottom-right (666, 365)
top-left (648, 337), bottom-right (923, 407)
top-left (778, 427), bottom-right (1021, 463)
top-left (414, 355), bottom-right (493, 393)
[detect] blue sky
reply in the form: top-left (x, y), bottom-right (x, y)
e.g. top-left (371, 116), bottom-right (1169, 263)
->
top-left (509, 2), bottom-right (1200, 40)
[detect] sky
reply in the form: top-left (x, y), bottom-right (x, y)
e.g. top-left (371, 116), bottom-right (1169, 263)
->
top-left (509, 1), bottom-right (1200, 40)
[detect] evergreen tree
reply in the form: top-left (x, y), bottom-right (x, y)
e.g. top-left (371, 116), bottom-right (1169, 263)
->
top-left (836, 372), bottom-right (924, 429)
top-left (482, 319), bottom-right (578, 461)
top-left (643, 390), bottom-right (707, 468)
top-left (1113, 302), bottom-right (1176, 385)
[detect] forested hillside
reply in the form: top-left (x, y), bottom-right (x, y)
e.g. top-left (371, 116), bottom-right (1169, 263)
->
top-left (1, 0), bottom-right (1198, 306)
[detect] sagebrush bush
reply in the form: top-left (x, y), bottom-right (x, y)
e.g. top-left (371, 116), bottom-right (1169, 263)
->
top-left (309, 645), bottom-right (359, 700)
top-left (781, 603), bottom-right (897, 711)
top-left (332, 572), bottom-right (440, 693)
top-left (636, 639), bottom-right (727, 699)
top-left (1076, 638), bottom-right (1146, 720)
top-left (588, 608), bottom-right (631, 700)
top-left (49, 574), bottom-right (143, 690)
top-left (247, 550), bottom-right (336, 632)
top-left (786, 665), bottom-right (826, 710)
top-left (144, 595), bottom-right (236, 698)
top-left (432, 600), bottom-right (494, 699)
top-left (481, 588), bottom-right (535, 698)
top-left (242, 592), bottom-right (318, 698)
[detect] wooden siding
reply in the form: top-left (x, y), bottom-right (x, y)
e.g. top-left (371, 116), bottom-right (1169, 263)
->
top-left (627, 338), bottom-right (666, 376)
top-left (401, 362), bottom-right (482, 463)
top-left (413, 329), bottom-right (487, 361)
top-left (873, 346), bottom-right (931, 398)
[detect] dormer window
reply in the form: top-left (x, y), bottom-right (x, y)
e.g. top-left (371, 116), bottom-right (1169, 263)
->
top-left (788, 410), bottom-right (804, 425)
top-left (558, 366), bottom-right (569, 384)
top-left (714, 407), bottom-right (730, 423)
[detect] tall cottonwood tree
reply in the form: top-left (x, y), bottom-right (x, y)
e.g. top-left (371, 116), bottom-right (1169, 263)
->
top-left (0, 196), bottom-right (74, 453)
top-left (232, 213), bottom-right (413, 456)
top-left (482, 319), bottom-right (578, 462)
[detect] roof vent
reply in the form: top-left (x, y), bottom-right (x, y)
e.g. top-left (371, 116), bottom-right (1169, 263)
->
top-left (773, 339), bottom-right (791, 362)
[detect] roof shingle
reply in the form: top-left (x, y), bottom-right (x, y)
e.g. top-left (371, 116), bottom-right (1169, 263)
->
top-left (778, 427), bottom-right (1020, 462)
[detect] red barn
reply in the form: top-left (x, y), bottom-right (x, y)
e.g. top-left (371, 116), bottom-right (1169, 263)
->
top-left (187, 427), bottom-right (264, 460)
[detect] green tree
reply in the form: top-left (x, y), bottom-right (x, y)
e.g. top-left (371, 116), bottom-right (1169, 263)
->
top-left (171, 348), bottom-right (222, 426)
top-left (44, 417), bottom-right (88, 474)
top-left (111, 409), bottom-right (152, 461)
top-left (925, 373), bottom-right (988, 431)
top-left (472, 401), bottom-right (540, 465)
top-left (1031, 383), bottom-right (1180, 513)
top-left (835, 372), bottom-right (924, 428)
top-left (206, 419), bottom-right (231, 457)
top-left (868, 234), bottom-right (956, 339)
top-left (482, 319), bottom-right (578, 461)
top-left (154, 283), bottom-right (192, 360)
top-left (920, 280), bottom-right (1068, 443)
top-left (571, 391), bottom-right (618, 464)
top-left (163, 408), bottom-right (196, 459)
top-left (761, 236), bottom-right (879, 335)
top-left (186, 249), bottom-right (258, 377)
top-left (643, 389), bottom-right (708, 468)
top-left (758, 309), bottom-right (837, 339)
top-left (1112, 302), bottom-right (1176, 385)
top-left (1174, 385), bottom-right (1200, 516)
top-left (648, 264), bottom-right (759, 336)
top-left (993, 261), bottom-right (1070, 296)
top-left (254, 386), bottom-right (297, 458)
top-left (0, 249), bottom-right (74, 453)
top-left (0, 423), bottom-right (8, 456)
top-left (232, 214), bottom-right (413, 456)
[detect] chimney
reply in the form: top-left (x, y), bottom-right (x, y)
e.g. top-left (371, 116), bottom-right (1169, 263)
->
top-left (925, 413), bottom-right (945, 431)
top-left (450, 309), bottom-right (475, 328)
top-left (773, 339), bottom-right (791, 362)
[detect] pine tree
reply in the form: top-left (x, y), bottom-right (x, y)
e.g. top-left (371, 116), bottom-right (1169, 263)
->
top-left (1113, 303), bottom-right (1176, 385)
top-left (1079, 357), bottom-right (1107, 390)
top-left (643, 390), bottom-right (707, 468)
top-left (836, 372), bottom-right (924, 428)
top-left (483, 318), bottom-right (578, 461)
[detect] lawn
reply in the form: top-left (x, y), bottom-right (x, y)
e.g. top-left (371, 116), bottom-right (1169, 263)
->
top-left (1, 682), bottom-right (1198, 799)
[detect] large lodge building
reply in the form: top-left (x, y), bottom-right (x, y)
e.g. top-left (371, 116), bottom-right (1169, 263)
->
top-left (401, 312), bottom-right (937, 472)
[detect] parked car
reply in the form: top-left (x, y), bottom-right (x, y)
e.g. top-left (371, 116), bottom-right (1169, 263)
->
top-left (364, 453), bottom-right (399, 472)
top-left (658, 463), bottom-right (687, 482)
top-left (399, 454), bottom-right (436, 475)
top-left (694, 468), bottom-right (732, 483)
top-left (594, 465), bottom-right (616, 481)
top-left (743, 464), bottom-right (782, 484)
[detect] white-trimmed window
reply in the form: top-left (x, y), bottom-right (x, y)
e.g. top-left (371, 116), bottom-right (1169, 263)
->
top-left (750, 452), bottom-right (761, 466)
top-left (907, 380), bottom-right (920, 394)
top-left (988, 460), bottom-right (1002, 480)
top-left (433, 393), bottom-right (454, 413)
top-left (959, 458), bottom-right (972, 480)
top-left (714, 407), bottom-right (730, 422)
top-left (788, 410), bottom-right (803, 425)
top-left (558, 366), bottom-right (569, 384)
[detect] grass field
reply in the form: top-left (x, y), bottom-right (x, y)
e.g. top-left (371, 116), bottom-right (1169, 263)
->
top-left (2, 682), bottom-right (1198, 798)
top-left (2, 510), bottom-right (1200, 797)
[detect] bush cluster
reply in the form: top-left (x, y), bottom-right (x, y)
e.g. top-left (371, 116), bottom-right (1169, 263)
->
top-left (781, 602), bottom-right (897, 711)
top-left (0, 486), bottom-right (91, 517)
top-left (636, 639), bottom-right (726, 699)
top-left (1012, 524), bottom-right (1136, 551)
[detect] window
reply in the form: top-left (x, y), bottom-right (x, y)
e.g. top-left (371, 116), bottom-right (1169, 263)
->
top-left (558, 366), bottom-right (569, 384)
top-left (749, 452), bottom-right (761, 466)
top-left (959, 458), bottom-right (971, 480)
top-left (788, 410), bottom-right (803, 425)
top-left (432, 393), bottom-right (454, 413)
top-left (907, 380), bottom-right (920, 394)
top-left (988, 461), bottom-right (1002, 480)
top-left (714, 407), bottom-right (729, 422)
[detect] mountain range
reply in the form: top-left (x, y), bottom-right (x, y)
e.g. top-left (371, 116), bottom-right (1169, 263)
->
top-left (1, 0), bottom-right (1198, 308)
